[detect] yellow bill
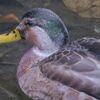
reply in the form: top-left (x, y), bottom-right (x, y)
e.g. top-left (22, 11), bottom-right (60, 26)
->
top-left (0, 29), bottom-right (21, 44)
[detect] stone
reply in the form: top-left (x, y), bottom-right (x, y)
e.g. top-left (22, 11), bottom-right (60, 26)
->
top-left (63, 0), bottom-right (100, 18)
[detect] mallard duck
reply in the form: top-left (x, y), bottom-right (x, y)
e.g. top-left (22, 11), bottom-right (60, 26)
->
top-left (0, 8), bottom-right (99, 100)
top-left (76, 37), bottom-right (100, 56)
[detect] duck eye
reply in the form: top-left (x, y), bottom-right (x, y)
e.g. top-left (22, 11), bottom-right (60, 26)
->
top-left (27, 20), bottom-right (33, 26)
top-left (25, 19), bottom-right (39, 27)
top-left (24, 20), bottom-right (33, 26)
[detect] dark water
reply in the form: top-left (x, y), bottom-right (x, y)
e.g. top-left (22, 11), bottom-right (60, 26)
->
top-left (0, 0), bottom-right (100, 100)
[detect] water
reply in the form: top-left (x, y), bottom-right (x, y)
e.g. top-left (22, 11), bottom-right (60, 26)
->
top-left (0, 0), bottom-right (100, 100)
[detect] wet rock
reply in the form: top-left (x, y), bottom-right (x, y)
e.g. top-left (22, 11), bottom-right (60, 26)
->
top-left (63, 0), bottom-right (100, 18)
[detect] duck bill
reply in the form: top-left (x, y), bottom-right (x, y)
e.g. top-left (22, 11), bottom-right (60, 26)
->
top-left (0, 29), bottom-right (22, 44)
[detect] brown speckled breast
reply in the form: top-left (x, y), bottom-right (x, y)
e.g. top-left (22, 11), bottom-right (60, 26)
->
top-left (16, 48), bottom-right (98, 100)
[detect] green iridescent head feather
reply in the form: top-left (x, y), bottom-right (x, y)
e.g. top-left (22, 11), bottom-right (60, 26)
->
top-left (22, 8), bottom-right (69, 47)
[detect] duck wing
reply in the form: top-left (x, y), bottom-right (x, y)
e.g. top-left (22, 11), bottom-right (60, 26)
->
top-left (76, 37), bottom-right (100, 59)
top-left (39, 49), bottom-right (100, 99)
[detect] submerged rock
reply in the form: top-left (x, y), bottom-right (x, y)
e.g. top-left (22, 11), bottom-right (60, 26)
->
top-left (63, 0), bottom-right (100, 18)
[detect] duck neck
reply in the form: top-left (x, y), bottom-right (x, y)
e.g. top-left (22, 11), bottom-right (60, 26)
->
top-left (32, 26), bottom-right (59, 57)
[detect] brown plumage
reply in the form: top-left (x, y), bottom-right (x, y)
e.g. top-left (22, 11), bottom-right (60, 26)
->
top-left (39, 47), bottom-right (100, 99)
top-left (16, 8), bottom-right (100, 100)
top-left (1, 8), bottom-right (99, 100)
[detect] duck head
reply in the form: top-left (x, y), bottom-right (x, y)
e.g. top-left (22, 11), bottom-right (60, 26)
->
top-left (0, 8), bottom-right (69, 51)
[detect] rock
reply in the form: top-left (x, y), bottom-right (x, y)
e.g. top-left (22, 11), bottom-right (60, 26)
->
top-left (63, 0), bottom-right (100, 18)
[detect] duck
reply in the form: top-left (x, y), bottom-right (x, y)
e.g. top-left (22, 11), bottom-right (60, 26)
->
top-left (75, 37), bottom-right (100, 58)
top-left (0, 8), bottom-right (99, 100)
